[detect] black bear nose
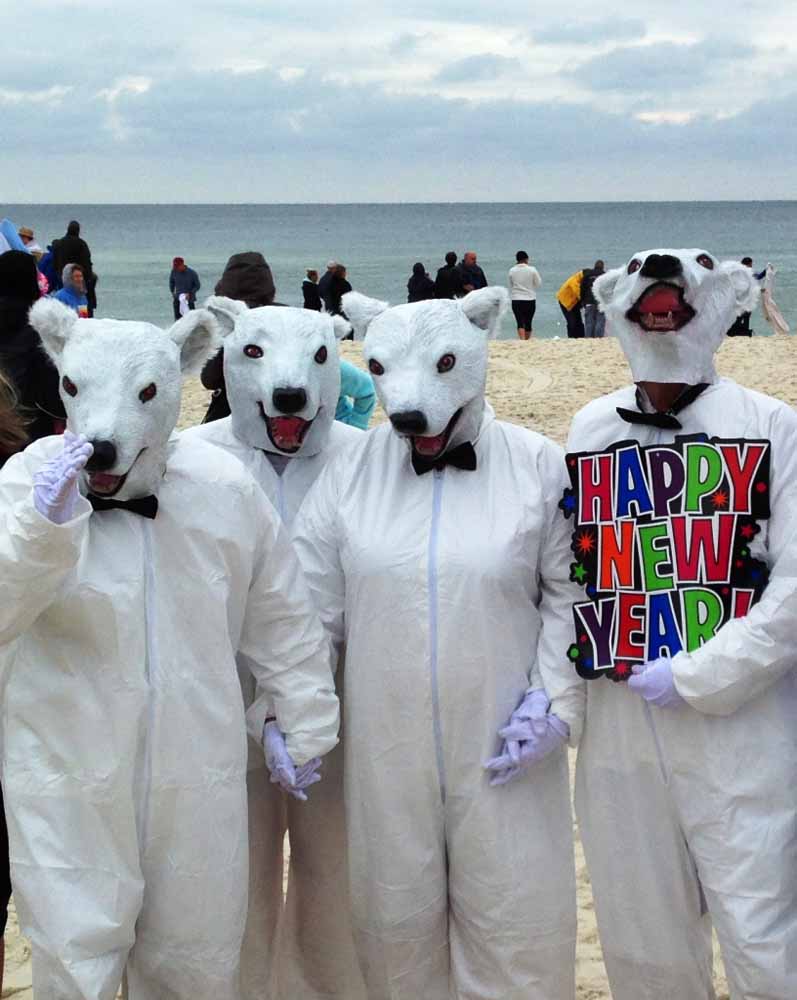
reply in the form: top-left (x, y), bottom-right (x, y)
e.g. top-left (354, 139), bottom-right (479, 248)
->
top-left (640, 253), bottom-right (683, 280)
top-left (390, 410), bottom-right (428, 435)
top-left (86, 440), bottom-right (117, 471)
top-left (272, 387), bottom-right (307, 414)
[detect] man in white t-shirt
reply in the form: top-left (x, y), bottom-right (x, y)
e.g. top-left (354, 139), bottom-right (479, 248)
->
top-left (508, 250), bottom-right (542, 339)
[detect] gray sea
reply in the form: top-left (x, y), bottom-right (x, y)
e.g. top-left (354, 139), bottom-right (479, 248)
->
top-left (7, 203), bottom-right (796, 339)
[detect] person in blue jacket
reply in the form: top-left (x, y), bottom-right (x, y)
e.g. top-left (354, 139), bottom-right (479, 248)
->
top-left (336, 360), bottom-right (375, 429)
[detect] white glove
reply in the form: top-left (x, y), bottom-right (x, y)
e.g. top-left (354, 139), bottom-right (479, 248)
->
top-left (33, 432), bottom-right (92, 524)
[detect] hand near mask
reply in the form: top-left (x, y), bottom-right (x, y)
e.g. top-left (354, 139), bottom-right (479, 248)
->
top-left (484, 688), bottom-right (569, 787)
top-left (263, 720), bottom-right (322, 801)
top-left (628, 656), bottom-right (685, 708)
top-left (33, 431), bottom-right (93, 525)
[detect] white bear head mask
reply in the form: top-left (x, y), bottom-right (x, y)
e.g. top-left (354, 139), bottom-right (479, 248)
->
top-left (343, 287), bottom-right (508, 460)
top-left (205, 298), bottom-right (350, 457)
top-left (30, 298), bottom-right (219, 500)
top-left (594, 248), bottom-right (760, 384)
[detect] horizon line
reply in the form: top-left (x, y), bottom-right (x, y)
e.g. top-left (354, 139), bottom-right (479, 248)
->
top-left (5, 199), bottom-right (797, 207)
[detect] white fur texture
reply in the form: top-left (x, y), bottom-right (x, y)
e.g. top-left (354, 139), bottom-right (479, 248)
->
top-left (356, 288), bottom-right (509, 448)
top-left (30, 298), bottom-right (220, 499)
top-left (205, 297), bottom-right (343, 457)
top-left (594, 248), bottom-right (760, 384)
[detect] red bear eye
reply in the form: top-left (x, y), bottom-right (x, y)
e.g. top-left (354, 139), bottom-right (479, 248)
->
top-left (62, 375), bottom-right (78, 397)
top-left (244, 344), bottom-right (264, 359)
top-left (627, 259), bottom-right (642, 274)
top-left (314, 346), bottom-right (328, 364)
top-left (139, 383), bottom-right (157, 402)
top-left (368, 359), bottom-right (384, 376)
top-left (437, 353), bottom-right (456, 373)
top-left (696, 253), bottom-right (714, 270)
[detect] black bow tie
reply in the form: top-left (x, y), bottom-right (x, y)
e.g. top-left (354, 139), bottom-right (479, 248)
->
top-left (88, 493), bottom-right (159, 519)
top-left (411, 440), bottom-right (477, 476)
top-left (616, 383), bottom-right (710, 430)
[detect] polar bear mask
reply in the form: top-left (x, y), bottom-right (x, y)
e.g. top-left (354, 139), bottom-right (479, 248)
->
top-left (594, 248), bottom-right (759, 384)
top-left (344, 287), bottom-right (508, 460)
top-left (205, 298), bottom-right (350, 457)
top-left (30, 298), bottom-right (219, 500)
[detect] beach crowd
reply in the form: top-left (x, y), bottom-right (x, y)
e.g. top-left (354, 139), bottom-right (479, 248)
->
top-left (0, 223), bottom-right (796, 1000)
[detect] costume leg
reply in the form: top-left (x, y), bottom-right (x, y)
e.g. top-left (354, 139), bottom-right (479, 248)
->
top-left (447, 748), bottom-right (576, 1000)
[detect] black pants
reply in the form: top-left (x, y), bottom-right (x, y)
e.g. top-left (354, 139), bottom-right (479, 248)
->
top-left (0, 784), bottom-right (11, 935)
top-left (560, 303), bottom-right (585, 339)
top-left (172, 297), bottom-right (196, 321)
top-left (727, 312), bottom-right (753, 337)
top-left (511, 300), bottom-right (537, 332)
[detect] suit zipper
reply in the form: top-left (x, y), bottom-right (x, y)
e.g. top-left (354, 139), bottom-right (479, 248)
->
top-left (428, 469), bottom-right (447, 802)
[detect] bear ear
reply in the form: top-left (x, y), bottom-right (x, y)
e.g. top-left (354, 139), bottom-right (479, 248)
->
top-left (28, 298), bottom-right (79, 363)
top-left (593, 267), bottom-right (624, 312)
top-left (168, 309), bottom-right (222, 374)
top-left (719, 260), bottom-right (761, 316)
top-left (340, 292), bottom-right (389, 340)
top-left (459, 286), bottom-right (508, 339)
top-left (331, 315), bottom-right (353, 340)
top-left (203, 296), bottom-right (248, 339)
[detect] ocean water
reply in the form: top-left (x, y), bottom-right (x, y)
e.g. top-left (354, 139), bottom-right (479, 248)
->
top-left (7, 202), bottom-right (796, 339)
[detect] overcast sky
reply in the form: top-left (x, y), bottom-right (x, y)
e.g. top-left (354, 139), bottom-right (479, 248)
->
top-left (4, 1), bottom-right (796, 202)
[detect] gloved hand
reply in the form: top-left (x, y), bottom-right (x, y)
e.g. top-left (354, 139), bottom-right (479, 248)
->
top-left (484, 689), bottom-right (570, 787)
top-left (628, 656), bottom-right (685, 708)
top-left (263, 720), bottom-right (322, 801)
top-left (500, 688), bottom-right (550, 764)
top-left (33, 431), bottom-right (93, 525)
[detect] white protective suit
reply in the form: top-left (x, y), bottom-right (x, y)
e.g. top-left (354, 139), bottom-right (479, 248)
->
top-left (183, 299), bottom-right (366, 1000)
top-left (0, 299), bottom-right (339, 1000)
top-left (290, 288), bottom-right (577, 1000)
top-left (553, 249), bottom-right (797, 1000)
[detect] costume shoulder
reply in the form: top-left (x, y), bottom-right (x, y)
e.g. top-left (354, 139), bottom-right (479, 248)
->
top-left (493, 418), bottom-right (563, 460)
top-left (713, 377), bottom-right (797, 427)
top-left (568, 386), bottom-right (637, 450)
top-left (326, 419), bottom-right (365, 454)
top-left (179, 416), bottom-right (248, 458)
top-left (318, 422), bottom-right (391, 491)
top-left (166, 432), bottom-right (259, 498)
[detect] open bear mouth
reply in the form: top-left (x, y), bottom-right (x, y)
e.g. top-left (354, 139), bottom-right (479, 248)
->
top-left (259, 402), bottom-right (314, 453)
top-left (87, 449), bottom-right (146, 498)
top-left (411, 409), bottom-right (462, 461)
top-left (626, 282), bottom-right (696, 333)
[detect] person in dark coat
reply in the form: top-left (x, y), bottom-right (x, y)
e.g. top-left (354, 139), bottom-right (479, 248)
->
top-left (0, 251), bottom-right (65, 442)
top-left (407, 262), bottom-right (436, 303)
top-left (52, 221), bottom-right (95, 312)
top-left (303, 269), bottom-right (322, 311)
top-left (434, 251), bottom-right (465, 299)
top-left (327, 264), bottom-right (352, 317)
top-left (317, 260), bottom-right (338, 312)
top-left (168, 257), bottom-right (201, 320)
top-left (201, 251), bottom-right (277, 422)
top-left (458, 251), bottom-right (488, 292)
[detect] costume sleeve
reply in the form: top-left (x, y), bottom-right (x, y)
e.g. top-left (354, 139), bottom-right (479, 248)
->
top-left (0, 447), bottom-right (90, 648)
top-left (534, 440), bottom-right (586, 745)
top-left (240, 486), bottom-right (339, 765)
top-left (339, 361), bottom-right (375, 430)
top-left (169, 272), bottom-right (175, 294)
top-left (672, 406), bottom-right (797, 714)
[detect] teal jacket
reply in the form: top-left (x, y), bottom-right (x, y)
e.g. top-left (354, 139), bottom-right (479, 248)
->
top-left (336, 361), bottom-right (376, 430)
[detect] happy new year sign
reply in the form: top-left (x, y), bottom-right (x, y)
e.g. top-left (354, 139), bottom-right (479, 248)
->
top-left (559, 436), bottom-right (771, 681)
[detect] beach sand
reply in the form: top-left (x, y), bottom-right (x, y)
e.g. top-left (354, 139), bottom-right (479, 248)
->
top-left (6, 334), bottom-right (793, 998)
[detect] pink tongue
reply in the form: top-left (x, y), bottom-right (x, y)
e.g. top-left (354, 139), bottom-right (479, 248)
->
top-left (638, 286), bottom-right (682, 314)
top-left (89, 472), bottom-right (122, 495)
top-left (414, 433), bottom-right (447, 457)
top-left (271, 416), bottom-right (306, 449)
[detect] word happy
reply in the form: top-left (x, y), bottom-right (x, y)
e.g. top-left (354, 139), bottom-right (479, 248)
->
top-left (560, 436), bottom-right (771, 681)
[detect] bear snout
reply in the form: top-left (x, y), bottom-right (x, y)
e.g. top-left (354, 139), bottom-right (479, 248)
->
top-left (640, 254), bottom-right (683, 280)
top-left (85, 440), bottom-right (118, 472)
top-left (390, 410), bottom-right (428, 435)
top-left (272, 387), bottom-right (308, 414)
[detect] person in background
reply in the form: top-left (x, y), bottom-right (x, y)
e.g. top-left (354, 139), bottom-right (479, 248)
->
top-left (18, 227), bottom-right (43, 259)
top-left (318, 260), bottom-right (338, 312)
top-left (508, 250), bottom-right (542, 339)
top-left (458, 250), bottom-right (488, 292)
top-left (0, 251), bottom-right (64, 443)
top-left (168, 256), bottom-right (201, 320)
top-left (37, 244), bottom-right (57, 292)
top-left (53, 264), bottom-right (89, 318)
top-left (556, 268), bottom-right (586, 338)
top-left (327, 264), bottom-right (352, 318)
top-left (407, 262), bottom-right (436, 303)
top-left (51, 221), bottom-right (94, 308)
top-left (581, 260), bottom-right (606, 338)
top-left (726, 257), bottom-right (766, 337)
top-left (336, 359), bottom-right (376, 429)
top-left (434, 251), bottom-right (465, 299)
top-left (201, 251), bottom-right (277, 422)
top-left (303, 269), bottom-right (322, 311)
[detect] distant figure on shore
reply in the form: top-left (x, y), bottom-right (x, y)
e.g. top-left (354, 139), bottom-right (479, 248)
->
top-left (726, 257), bottom-right (766, 337)
top-left (169, 256), bottom-right (201, 320)
top-left (434, 251), bottom-right (465, 299)
top-left (52, 221), bottom-right (94, 312)
top-left (556, 268), bottom-right (586, 339)
top-left (18, 227), bottom-right (43, 259)
top-left (458, 250), bottom-right (488, 292)
top-left (581, 260), bottom-right (606, 338)
top-left (327, 264), bottom-right (352, 318)
top-left (318, 260), bottom-right (338, 311)
top-left (303, 269), bottom-right (322, 310)
top-left (407, 262), bottom-right (436, 303)
top-left (508, 250), bottom-right (542, 339)
top-left (53, 264), bottom-right (89, 318)
top-left (201, 251), bottom-right (276, 422)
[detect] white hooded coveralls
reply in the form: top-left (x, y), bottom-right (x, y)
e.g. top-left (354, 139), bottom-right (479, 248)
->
top-left (553, 379), bottom-right (797, 1000)
top-left (0, 434), bottom-right (339, 1000)
top-left (291, 407), bottom-right (577, 1000)
top-left (184, 415), bottom-right (365, 1000)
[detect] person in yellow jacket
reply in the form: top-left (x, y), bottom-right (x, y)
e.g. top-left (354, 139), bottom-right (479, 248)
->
top-left (556, 269), bottom-right (586, 338)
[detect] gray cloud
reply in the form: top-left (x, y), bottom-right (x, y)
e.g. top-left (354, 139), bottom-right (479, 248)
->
top-left (435, 54), bottom-right (521, 83)
top-left (533, 18), bottom-right (647, 45)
